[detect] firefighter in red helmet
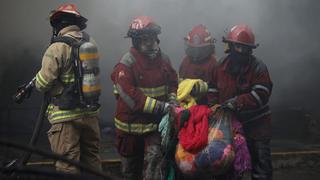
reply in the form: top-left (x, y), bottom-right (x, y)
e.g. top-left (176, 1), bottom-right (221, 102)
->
top-left (34, 4), bottom-right (102, 173)
top-left (111, 16), bottom-right (178, 180)
top-left (211, 24), bottom-right (273, 180)
top-left (179, 24), bottom-right (217, 105)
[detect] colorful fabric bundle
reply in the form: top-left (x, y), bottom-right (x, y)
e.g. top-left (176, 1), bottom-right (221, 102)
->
top-left (193, 109), bottom-right (235, 175)
top-left (175, 108), bottom-right (236, 176)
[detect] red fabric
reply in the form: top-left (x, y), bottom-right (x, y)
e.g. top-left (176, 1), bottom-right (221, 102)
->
top-left (178, 105), bottom-right (211, 153)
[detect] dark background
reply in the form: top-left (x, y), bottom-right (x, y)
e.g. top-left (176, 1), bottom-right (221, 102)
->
top-left (1, 0), bottom-right (320, 146)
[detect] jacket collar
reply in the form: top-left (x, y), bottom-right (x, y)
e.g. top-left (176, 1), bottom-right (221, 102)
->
top-left (130, 47), bottom-right (162, 69)
top-left (58, 25), bottom-right (80, 37)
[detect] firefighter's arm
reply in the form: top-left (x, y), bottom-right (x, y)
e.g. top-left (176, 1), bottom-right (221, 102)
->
top-left (232, 65), bottom-right (272, 111)
top-left (112, 63), bottom-right (170, 115)
top-left (35, 44), bottom-right (62, 92)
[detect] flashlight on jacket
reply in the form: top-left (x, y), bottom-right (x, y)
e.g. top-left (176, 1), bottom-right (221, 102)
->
top-left (13, 77), bottom-right (36, 104)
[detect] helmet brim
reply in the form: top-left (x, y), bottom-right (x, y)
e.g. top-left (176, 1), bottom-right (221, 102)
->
top-left (222, 36), bottom-right (258, 49)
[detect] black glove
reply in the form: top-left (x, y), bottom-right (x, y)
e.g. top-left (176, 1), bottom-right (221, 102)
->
top-left (154, 101), bottom-right (171, 115)
top-left (14, 83), bottom-right (33, 103)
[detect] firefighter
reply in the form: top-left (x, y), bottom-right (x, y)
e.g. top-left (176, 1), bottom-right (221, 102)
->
top-left (211, 24), bottom-right (273, 180)
top-left (179, 24), bottom-right (217, 106)
top-left (111, 16), bottom-right (178, 180)
top-left (35, 4), bottom-right (102, 173)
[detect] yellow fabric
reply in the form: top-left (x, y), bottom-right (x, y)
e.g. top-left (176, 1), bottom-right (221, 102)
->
top-left (177, 79), bottom-right (203, 109)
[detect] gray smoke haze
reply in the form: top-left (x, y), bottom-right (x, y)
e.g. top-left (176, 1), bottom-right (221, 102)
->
top-left (1, 0), bottom-right (320, 129)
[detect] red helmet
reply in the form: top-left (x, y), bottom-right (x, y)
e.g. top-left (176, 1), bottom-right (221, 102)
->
top-left (185, 24), bottom-right (215, 47)
top-left (223, 24), bottom-right (258, 48)
top-left (127, 16), bottom-right (161, 38)
top-left (49, 4), bottom-right (87, 28)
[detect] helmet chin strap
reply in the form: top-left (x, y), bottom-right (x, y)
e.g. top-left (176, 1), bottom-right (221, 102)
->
top-left (51, 28), bottom-right (58, 44)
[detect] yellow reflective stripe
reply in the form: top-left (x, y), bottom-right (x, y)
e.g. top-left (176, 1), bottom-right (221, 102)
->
top-left (48, 109), bottom-right (98, 122)
top-left (79, 53), bottom-right (99, 60)
top-left (113, 84), bottom-right (119, 94)
top-left (36, 72), bottom-right (49, 88)
top-left (143, 97), bottom-right (156, 113)
top-left (139, 85), bottom-right (167, 97)
top-left (114, 118), bottom-right (158, 134)
top-left (60, 73), bottom-right (75, 83)
top-left (82, 85), bottom-right (101, 92)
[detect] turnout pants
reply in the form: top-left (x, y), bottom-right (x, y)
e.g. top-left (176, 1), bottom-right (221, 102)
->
top-left (47, 116), bottom-right (102, 173)
top-left (116, 131), bottom-right (165, 180)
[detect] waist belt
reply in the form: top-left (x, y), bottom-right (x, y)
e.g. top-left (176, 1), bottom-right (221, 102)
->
top-left (51, 96), bottom-right (80, 110)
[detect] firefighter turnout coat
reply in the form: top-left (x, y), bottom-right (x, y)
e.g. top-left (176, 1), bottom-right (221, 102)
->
top-left (35, 25), bottom-right (99, 124)
top-left (211, 55), bottom-right (273, 139)
top-left (111, 47), bottom-right (178, 135)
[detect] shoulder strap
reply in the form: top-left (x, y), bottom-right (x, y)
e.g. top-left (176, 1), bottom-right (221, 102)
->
top-left (51, 36), bottom-right (77, 46)
top-left (51, 31), bottom-right (90, 46)
top-left (119, 52), bottom-right (136, 67)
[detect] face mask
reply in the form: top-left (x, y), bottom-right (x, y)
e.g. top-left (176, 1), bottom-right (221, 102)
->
top-left (185, 44), bottom-right (214, 63)
top-left (227, 44), bottom-right (252, 75)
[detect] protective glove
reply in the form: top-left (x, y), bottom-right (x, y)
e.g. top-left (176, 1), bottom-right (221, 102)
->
top-left (169, 99), bottom-right (179, 107)
top-left (221, 97), bottom-right (237, 111)
top-left (154, 100), bottom-right (172, 115)
top-left (17, 83), bottom-right (33, 99)
top-left (14, 83), bottom-right (33, 104)
top-left (210, 104), bottom-right (221, 113)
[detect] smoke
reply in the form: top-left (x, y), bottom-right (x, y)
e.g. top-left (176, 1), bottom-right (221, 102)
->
top-left (1, 0), bottom-right (320, 127)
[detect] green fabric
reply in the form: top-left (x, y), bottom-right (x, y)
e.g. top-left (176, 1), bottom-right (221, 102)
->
top-left (166, 162), bottom-right (175, 180)
top-left (159, 113), bottom-right (172, 150)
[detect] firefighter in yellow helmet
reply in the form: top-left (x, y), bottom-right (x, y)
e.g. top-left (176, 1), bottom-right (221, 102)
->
top-left (35, 4), bottom-right (102, 173)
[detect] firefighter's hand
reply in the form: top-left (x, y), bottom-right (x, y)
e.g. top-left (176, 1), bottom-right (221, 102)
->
top-left (169, 99), bottom-right (179, 107)
top-left (154, 101), bottom-right (171, 115)
top-left (14, 83), bottom-right (32, 102)
top-left (210, 104), bottom-right (221, 113)
top-left (17, 84), bottom-right (32, 98)
top-left (221, 97), bottom-right (237, 111)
